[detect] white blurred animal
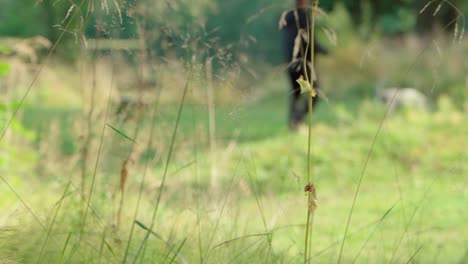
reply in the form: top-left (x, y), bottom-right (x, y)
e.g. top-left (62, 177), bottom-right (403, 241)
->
top-left (376, 87), bottom-right (429, 113)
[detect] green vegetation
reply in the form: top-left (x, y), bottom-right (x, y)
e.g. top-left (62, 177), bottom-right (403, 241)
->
top-left (1, 0), bottom-right (467, 263)
top-left (1, 0), bottom-right (467, 62)
top-left (1, 91), bottom-right (467, 263)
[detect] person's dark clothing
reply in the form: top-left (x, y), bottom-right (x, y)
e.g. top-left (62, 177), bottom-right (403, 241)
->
top-left (279, 8), bottom-right (327, 127)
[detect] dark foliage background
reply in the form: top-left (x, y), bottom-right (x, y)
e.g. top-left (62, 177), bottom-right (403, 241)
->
top-left (1, 0), bottom-right (466, 63)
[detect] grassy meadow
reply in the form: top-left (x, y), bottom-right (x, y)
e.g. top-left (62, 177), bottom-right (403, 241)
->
top-left (1, 11), bottom-right (467, 264)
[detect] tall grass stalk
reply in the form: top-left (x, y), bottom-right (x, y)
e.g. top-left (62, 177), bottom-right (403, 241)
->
top-left (58, 232), bottom-right (72, 264)
top-left (336, 12), bottom-right (465, 261)
top-left (97, 227), bottom-right (107, 264)
top-left (228, 236), bottom-right (267, 263)
top-left (121, 14), bottom-right (163, 258)
top-left (389, 178), bottom-right (436, 263)
top-left (74, 37), bottom-right (116, 260)
top-left (351, 201), bottom-right (398, 263)
top-left (80, 32), bottom-right (98, 194)
top-left (205, 57), bottom-right (218, 188)
top-left (116, 31), bottom-right (148, 230)
top-left (0, 0), bottom-right (86, 142)
top-left (167, 238), bottom-right (187, 264)
top-left (304, 1), bottom-right (319, 263)
top-left (133, 75), bottom-right (190, 262)
top-left (245, 157), bottom-right (277, 262)
top-left (122, 82), bottom-right (162, 263)
top-left (405, 244), bottom-right (424, 264)
top-left (203, 157), bottom-right (244, 262)
top-left (312, 208), bottom-right (400, 259)
top-left (35, 182), bottom-right (71, 263)
top-left (0, 2), bottom-right (87, 257)
top-left (133, 220), bottom-right (187, 263)
top-left (188, 78), bottom-right (204, 263)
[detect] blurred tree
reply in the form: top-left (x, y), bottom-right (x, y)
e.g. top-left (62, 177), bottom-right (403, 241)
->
top-left (0, 0), bottom-right (45, 37)
top-left (0, 0), bottom-right (466, 63)
top-left (40, 0), bottom-right (58, 41)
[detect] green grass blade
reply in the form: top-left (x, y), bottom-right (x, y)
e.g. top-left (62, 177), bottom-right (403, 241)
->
top-left (212, 233), bottom-right (270, 250)
top-left (168, 238), bottom-right (187, 264)
top-left (203, 157), bottom-right (244, 262)
top-left (106, 123), bottom-right (136, 143)
top-left (104, 239), bottom-right (116, 258)
top-left (58, 232), bottom-right (72, 264)
top-left (352, 201), bottom-right (398, 263)
top-left (405, 244), bottom-right (424, 264)
top-left (76, 41), bottom-right (116, 258)
top-left (35, 182), bottom-right (71, 264)
top-left (122, 85), bottom-right (163, 263)
top-left (0, 0), bottom-right (86, 142)
top-left (134, 76), bottom-right (190, 262)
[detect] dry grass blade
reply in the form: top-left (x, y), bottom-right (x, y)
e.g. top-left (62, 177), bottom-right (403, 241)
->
top-left (246, 4), bottom-right (281, 25)
top-left (116, 107), bottom-right (141, 229)
top-left (61, 4), bottom-right (76, 24)
top-left (453, 20), bottom-right (459, 41)
top-left (119, 159), bottom-right (131, 194)
top-left (433, 1), bottom-right (446, 16)
top-left (112, 0), bottom-right (123, 24)
top-left (443, 1), bottom-right (466, 42)
top-left (419, 1), bottom-right (434, 14)
top-left (458, 25), bottom-right (465, 42)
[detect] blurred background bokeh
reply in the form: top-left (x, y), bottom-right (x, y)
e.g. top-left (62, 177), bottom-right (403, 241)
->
top-left (0, 1), bottom-right (467, 263)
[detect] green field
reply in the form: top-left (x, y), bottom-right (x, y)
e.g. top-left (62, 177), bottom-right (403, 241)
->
top-left (1, 4), bottom-right (467, 260)
top-left (1, 83), bottom-right (467, 263)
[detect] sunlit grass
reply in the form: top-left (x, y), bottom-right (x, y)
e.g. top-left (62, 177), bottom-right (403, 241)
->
top-left (1, 20), bottom-right (467, 263)
top-left (1, 90), bottom-right (467, 262)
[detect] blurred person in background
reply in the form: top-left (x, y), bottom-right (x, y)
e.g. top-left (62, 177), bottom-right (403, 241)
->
top-left (279, 0), bottom-right (328, 130)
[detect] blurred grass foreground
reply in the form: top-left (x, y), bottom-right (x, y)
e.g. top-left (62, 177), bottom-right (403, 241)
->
top-left (0, 0), bottom-right (467, 263)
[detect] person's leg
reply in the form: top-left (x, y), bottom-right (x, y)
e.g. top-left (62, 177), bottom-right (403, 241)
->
top-left (288, 68), bottom-right (302, 129)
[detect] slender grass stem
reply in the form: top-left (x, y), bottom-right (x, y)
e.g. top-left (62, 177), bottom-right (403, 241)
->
top-left (304, 1), bottom-right (318, 263)
top-left (78, 36), bottom-right (115, 244)
top-left (122, 75), bottom-right (163, 263)
top-left (35, 182), bottom-right (71, 264)
top-left (133, 75), bottom-right (190, 262)
top-left (336, 21), bottom-right (453, 263)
